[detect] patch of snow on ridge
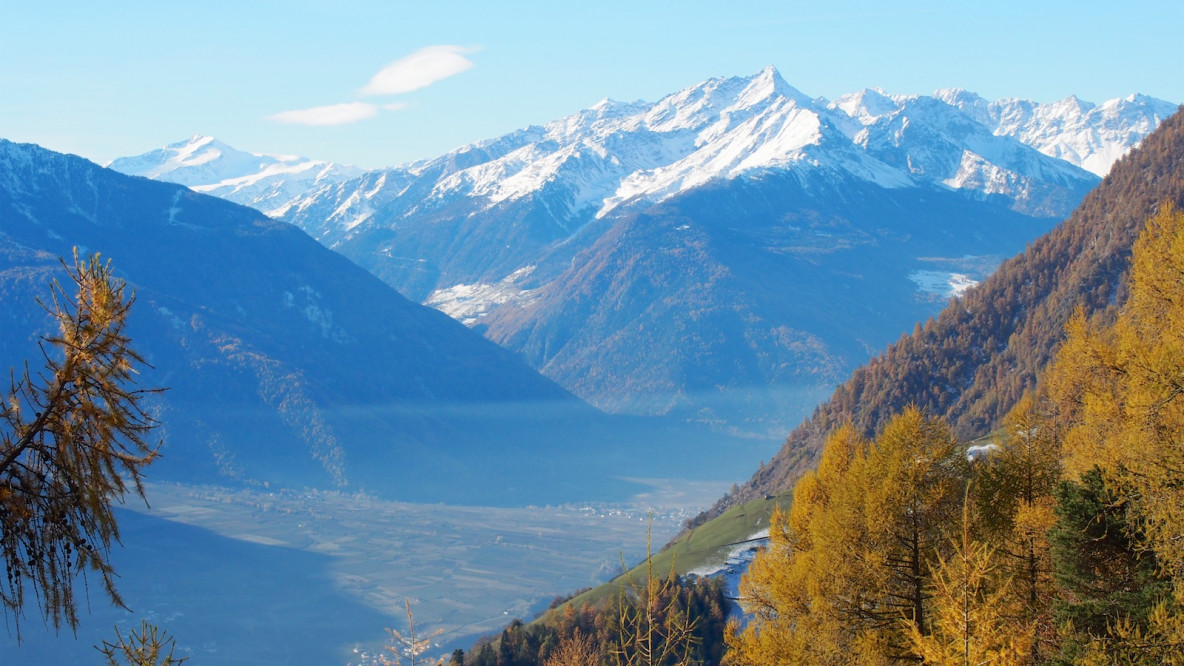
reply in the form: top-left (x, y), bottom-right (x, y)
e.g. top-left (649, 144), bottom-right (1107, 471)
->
top-left (943, 150), bottom-right (1015, 197)
top-left (165, 189), bottom-right (183, 225)
top-left (687, 528), bottom-right (769, 579)
top-left (909, 270), bottom-right (979, 298)
top-left (967, 443), bottom-right (998, 462)
top-left (426, 266), bottom-right (539, 325)
top-left (331, 188), bottom-right (375, 232)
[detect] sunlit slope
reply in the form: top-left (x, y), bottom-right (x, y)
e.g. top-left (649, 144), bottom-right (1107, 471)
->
top-left (695, 104), bottom-right (1184, 524)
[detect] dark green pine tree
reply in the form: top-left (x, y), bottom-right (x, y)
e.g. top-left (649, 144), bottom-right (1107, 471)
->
top-left (497, 626), bottom-right (514, 666)
top-left (1049, 468), bottom-right (1172, 661)
top-left (472, 643), bottom-right (495, 666)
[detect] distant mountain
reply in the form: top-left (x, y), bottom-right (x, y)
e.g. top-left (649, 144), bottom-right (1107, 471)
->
top-left (934, 90), bottom-right (1177, 176)
top-left (0, 139), bottom-right (739, 505)
top-left (275, 68), bottom-right (1120, 434)
top-left (285, 67), bottom-right (1107, 262)
top-left (694, 105), bottom-right (1184, 524)
top-left (473, 173), bottom-right (1063, 429)
top-left (276, 68), bottom-right (1171, 255)
top-left (112, 69), bottom-right (1173, 435)
top-left (107, 135), bottom-right (364, 216)
top-left (116, 77), bottom-right (1170, 225)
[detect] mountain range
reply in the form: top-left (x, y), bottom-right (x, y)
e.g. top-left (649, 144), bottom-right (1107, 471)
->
top-left (1, 139), bottom-right (755, 505)
top-left (111, 68), bottom-right (1175, 438)
top-left (118, 69), bottom-right (1172, 220)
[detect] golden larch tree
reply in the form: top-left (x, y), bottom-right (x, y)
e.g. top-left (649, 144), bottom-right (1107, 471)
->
top-left (908, 490), bottom-right (1033, 665)
top-left (0, 252), bottom-right (161, 634)
top-left (728, 410), bottom-right (968, 664)
top-left (974, 394), bottom-right (1062, 658)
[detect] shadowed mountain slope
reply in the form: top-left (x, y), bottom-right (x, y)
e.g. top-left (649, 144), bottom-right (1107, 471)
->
top-left (0, 140), bottom-right (736, 505)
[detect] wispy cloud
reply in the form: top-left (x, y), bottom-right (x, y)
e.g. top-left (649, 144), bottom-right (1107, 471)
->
top-left (267, 102), bottom-right (378, 126)
top-left (266, 46), bottom-right (473, 127)
top-left (360, 45), bottom-right (477, 96)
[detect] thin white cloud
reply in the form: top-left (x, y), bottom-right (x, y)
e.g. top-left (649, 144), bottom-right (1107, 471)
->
top-left (267, 102), bottom-right (378, 126)
top-left (360, 45), bottom-right (477, 96)
top-left (383, 101), bottom-right (411, 111)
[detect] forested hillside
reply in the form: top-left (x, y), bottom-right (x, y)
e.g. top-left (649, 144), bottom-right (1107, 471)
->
top-left (729, 204), bottom-right (1184, 663)
top-left (696, 105), bottom-right (1184, 523)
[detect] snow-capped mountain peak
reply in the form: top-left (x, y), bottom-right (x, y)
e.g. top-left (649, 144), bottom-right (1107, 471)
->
top-left (107, 135), bottom-right (243, 183)
top-left (108, 136), bottom-right (364, 216)
top-left (833, 88), bottom-right (913, 124)
top-left (931, 88), bottom-right (991, 125)
top-left (732, 65), bottom-right (811, 109)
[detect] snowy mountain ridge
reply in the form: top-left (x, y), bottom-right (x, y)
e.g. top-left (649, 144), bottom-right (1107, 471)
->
top-left (107, 135), bottom-right (364, 216)
top-left (932, 89), bottom-right (1177, 176)
top-left (283, 67), bottom-right (1170, 240)
top-left (111, 68), bottom-right (1173, 235)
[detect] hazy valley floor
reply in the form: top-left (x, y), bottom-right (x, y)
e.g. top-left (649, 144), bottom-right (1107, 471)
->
top-left (0, 479), bottom-right (729, 664)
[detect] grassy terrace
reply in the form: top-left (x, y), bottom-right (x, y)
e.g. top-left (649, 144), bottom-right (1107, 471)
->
top-left (552, 494), bottom-right (793, 612)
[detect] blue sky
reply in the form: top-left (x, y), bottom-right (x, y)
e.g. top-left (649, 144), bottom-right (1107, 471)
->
top-left (3, 0), bottom-right (1181, 170)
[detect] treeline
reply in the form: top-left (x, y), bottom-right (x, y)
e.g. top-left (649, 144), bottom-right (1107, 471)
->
top-left (728, 206), bottom-right (1184, 664)
top-left (455, 574), bottom-right (729, 666)
top-left (692, 105), bottom-right (1184, 527)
